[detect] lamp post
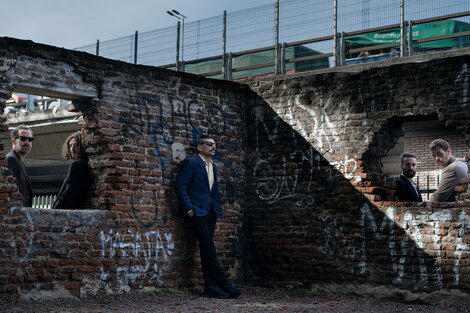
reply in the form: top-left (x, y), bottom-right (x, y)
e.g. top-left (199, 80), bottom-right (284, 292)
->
top-left (167, 10), bottom-right (187, 70)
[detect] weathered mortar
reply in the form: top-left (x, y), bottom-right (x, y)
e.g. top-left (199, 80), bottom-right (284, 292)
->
top-left (1, 37), bottom-right (470, 302)
top-left (0, 37), bottom-right (250, 297)
top-left (243, 48), bottom-right (470, 300)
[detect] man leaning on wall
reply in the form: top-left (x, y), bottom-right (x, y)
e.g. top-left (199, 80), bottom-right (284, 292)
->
top-left (429, 139), bottom-right (468, 202)
top-left (5, 125), bottom-right (34, 207)
top-left (174, 135), bottom-right (242, 299)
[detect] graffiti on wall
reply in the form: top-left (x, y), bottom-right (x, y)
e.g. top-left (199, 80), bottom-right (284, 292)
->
top-left (251, 96), bottom-right (366, 210)
top-left (117, 92), bottom-right (238, 225)
top-left (253, 148), bottom-right (316, 207)
top-left (100, 229), bottom-right (174, 290)
top-left (320, 203), bottom-right (470, 289)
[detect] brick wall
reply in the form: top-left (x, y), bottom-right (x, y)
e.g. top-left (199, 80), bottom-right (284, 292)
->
top-left (0, 38), bottom-right (250, 297)
top-left (2, 37), bottom-right (470, 301)
top-left (244, 50), bottom-right (470, 296)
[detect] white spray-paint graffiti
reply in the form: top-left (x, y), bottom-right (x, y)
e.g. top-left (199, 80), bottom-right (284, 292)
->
top-left (318, 204), bottom-right (470, 289)
top-left (454, 210), bottom-right (470, 285)
top-left (253, 148), bottom-right (316, 207)
top-left (253, 97), bottom-right (366, 206)
top-left (330, 153), bottom-right (361, 184)
top-left (100, 230), bottom-right (174, 289)
top-left (261, 96), bottom-right (363, 188)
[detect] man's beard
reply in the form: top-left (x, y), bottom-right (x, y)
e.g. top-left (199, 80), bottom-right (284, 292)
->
top-left (403, 170), bottom-right (415, 178)
top-left (18, 146), bottom-right (30, 156)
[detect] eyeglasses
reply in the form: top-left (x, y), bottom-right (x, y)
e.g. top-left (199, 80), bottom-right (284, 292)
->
top-left (16, 136), bottom-right (34, 142)
top-left (201, 141), bottom-right (216, 147)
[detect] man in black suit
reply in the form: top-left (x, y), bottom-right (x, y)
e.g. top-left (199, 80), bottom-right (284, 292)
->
top-left (175, 135), bottom-right (242, 299)
top-left (396, 152), bottom-right (423, 202)
top-left (6, 125), bottom-right (34, 207)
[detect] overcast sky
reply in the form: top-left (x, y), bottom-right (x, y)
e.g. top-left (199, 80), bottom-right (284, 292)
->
top-left (2, 0), bottom-right (275, 49)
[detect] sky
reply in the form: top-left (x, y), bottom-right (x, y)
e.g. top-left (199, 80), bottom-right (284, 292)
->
top-left (1, 0), bottom-right (276, 49)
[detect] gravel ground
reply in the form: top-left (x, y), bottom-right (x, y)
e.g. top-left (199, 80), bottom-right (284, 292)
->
top-left (1, 285), bottom-right (469, 313)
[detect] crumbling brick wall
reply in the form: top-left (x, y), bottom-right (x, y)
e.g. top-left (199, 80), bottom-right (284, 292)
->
top-left (244, 50), bottom-right (470, 295)
top-left (0, 38), bottom-right (250, 297)
top-left (2, 37), bottom-right (470, 300)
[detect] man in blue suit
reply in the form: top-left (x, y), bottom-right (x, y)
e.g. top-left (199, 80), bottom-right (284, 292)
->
top-left (175, 135), bottom-right (242, 299)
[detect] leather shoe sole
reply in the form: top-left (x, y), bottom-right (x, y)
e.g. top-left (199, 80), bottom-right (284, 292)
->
top-left (229, 288), bottom-right (242, 299)
top-left (202, 285), bottom-right (230, 299)
top-left (202, 291), bottom-right (230, 299)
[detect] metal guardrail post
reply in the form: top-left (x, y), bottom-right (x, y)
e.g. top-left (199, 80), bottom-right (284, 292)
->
top-left (176, 21), bottom-right (181, 71)
top-left (340, 32), bottom-right (346, 66)
top-left (408, 20), bottom-right (414, 56)
top-left (427, 175), bottom-right (430, 200)
top-left (274, 0), bottom-right (280, 75)
top-left (334, 33), bottom-right (340, 67)
top-left (96, 39), bottom-right (99, 56)
top-left (222, 10), bottom-right (227, 79)
top-left (227, 52), bottom-right (233, 81)
top-left (280, 42), bottom-right (286, 74)
top-left (134, 31), bottom-right (138, 64)
top-left (333, 0), bottom-right (338, 67)
top-left (400, 0), bottom-right (407, 57)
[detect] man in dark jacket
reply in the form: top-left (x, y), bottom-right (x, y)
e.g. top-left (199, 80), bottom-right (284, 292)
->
top-left (52, 132), bottom-right (91, 210)
top-left (396, 152), bottom-right (423, 202)
top-left (6, 125), bottom-right (34, 207)
top-left (174, 135), bottom-right (242, 299)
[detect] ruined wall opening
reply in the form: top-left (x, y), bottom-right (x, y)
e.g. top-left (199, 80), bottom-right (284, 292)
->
top-left (363, 113), bottom-right (470, 202)
top-left (1, 86), bottom-right (94, 209)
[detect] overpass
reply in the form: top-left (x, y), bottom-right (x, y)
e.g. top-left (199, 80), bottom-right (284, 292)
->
top-left (1, 98), bottom-right (81, 196)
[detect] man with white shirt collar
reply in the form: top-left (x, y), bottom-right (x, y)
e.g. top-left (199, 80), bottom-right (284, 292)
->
top-left (175, 135), bottom-right (242, 299)
top-left (396, 152), bottom-right (423, 202)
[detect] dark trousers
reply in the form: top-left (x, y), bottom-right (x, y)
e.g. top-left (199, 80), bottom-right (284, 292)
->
top-left (186, 209), bottom-right (228, 288)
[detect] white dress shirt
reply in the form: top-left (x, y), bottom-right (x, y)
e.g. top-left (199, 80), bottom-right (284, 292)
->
top-left (199, 154), bottom-right (214, 190)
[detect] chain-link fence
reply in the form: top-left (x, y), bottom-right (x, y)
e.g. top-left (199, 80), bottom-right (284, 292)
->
top-left (74, 0), bottom-right (470, 80)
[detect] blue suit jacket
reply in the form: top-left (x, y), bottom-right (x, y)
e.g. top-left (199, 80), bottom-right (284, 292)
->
top-left (175, 156), bottom-right (222, 218)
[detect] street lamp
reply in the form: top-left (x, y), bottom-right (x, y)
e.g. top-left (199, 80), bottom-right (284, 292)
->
top-left (167, 10), bottom-right (187, 69)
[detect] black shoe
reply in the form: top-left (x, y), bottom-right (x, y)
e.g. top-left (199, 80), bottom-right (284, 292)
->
top-left (227, 285), bottom-right (243, 299)
top-left (220, 283), bottom-right (243, 299)
top-left (202, 285), bottom-right (230, 299)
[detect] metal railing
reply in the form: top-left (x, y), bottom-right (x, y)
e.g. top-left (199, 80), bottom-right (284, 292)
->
top-left (416, 174), bottom-right (439, 201)
top-left (388, 174), bottom-right (441, 201)
top-left (32, 195), bottom-right (56, 209)
top-left (73, 0), bottom-right (470, 80)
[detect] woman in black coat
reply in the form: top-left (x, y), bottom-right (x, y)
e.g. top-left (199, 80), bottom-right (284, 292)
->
top-left (52, 132), bottom-right (92, 210)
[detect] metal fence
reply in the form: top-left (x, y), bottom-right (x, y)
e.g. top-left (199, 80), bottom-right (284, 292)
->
top-left (74, 0), bottom-right (470, 80)
top-left (32, 195), bottom-right (56, 209)
top-left (387, 174), bottom-right (439, 201)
